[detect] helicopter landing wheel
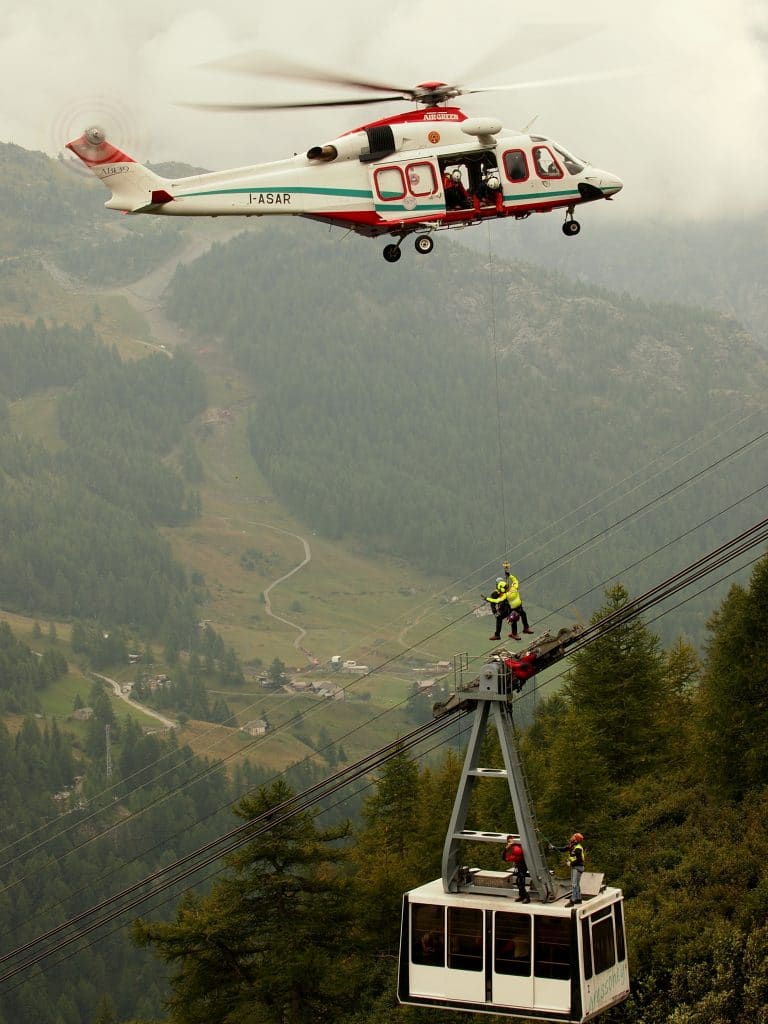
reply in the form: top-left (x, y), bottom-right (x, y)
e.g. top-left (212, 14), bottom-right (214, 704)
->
top-left (414, 234), bottom-right (434, 255)
top-left (383, 243), bottom-right (402, 263)
top-left (562, 219), bottom-right (581, 236)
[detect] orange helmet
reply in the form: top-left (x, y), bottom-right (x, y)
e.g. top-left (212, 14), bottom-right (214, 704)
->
top-left (570, 832), bottom-right (584, 843)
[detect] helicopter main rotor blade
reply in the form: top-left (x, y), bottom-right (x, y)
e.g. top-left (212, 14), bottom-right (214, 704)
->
top-left (461, 67), bottom-right (644, 95)
top-left (202, 49), bottom-right (414, 97)
top-left (458, 23), bottom-right (603, 84)
top-left (182, 95), bottom-right (409, 113)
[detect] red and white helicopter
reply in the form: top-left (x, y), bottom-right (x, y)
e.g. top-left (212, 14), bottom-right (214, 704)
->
top-left (66, 64), bottom-right (623, 263)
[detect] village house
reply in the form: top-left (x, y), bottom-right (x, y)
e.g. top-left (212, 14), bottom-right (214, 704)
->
top-left (241, 719), bottom-right (268, 737)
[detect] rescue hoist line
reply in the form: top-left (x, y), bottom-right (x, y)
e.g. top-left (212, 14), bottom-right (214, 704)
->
top-left (487, 223), bottom-right (508, 554)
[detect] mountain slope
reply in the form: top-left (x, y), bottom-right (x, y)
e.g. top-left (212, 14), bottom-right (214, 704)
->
top-left (163, 221), bottom-right (768, 640)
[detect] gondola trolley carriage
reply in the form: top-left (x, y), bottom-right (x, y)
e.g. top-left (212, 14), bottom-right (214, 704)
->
top-left (398, 656), bottom-right (630, 1021)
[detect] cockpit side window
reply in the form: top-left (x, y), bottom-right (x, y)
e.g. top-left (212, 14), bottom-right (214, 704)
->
top-left (533, 146), bottom-right (563, 180)
top-left (503, 149), bottom-right (529, 183)
top-left (553, 144), bottom-right (585, 174)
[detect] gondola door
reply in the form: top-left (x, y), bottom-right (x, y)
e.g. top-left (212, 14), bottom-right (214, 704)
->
top-left (492, 909), bottom-right (534, 1008)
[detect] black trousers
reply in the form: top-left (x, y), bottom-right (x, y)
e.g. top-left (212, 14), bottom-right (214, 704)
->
top-left (508, 605), bottom-right (530, 631)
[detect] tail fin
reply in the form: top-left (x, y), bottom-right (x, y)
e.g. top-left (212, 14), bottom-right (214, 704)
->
top-left (66, 127), bottom-right (173, 213)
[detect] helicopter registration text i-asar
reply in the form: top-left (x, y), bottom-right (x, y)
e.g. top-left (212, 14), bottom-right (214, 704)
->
top-left (66, 78), bottom-right (622, 263)
top-left (399, 653), bottom-right (630, 1021)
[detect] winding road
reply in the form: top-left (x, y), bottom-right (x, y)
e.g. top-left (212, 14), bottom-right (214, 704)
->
top-left (254, 522), bottom-right (313, 657)
top-left (94, 672), bottom-right (177, 729)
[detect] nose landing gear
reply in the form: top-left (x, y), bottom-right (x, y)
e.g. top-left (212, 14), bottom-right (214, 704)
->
top-left (414, 234), bottom-right (434, 255)
top-left (382, 243), bottom-right (402, 263)
top-left (562, 207), bottom-right (581, 236)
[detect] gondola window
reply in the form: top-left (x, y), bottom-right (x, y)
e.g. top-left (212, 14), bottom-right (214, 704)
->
top-left (534, 916), bottom-right (571, 980)
top-left (447, 907), bottom-right (483, 972)
top-left (495, 911), bottom-right (532, 976)
top-left (412, 904), bottom-right (445, 966)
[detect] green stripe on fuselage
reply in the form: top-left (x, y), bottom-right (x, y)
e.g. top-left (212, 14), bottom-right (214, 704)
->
top-left (179, 185), bottom-right (373, 200)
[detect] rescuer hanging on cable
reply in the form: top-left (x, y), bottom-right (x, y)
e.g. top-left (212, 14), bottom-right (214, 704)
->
top-left (501, 563), bottom-right (534, 638)
top-left (481, 579), bottom-right (512, 641)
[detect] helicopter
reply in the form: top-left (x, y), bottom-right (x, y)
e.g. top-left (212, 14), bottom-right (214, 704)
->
top-left (66, 67), bottom-right (623, 263)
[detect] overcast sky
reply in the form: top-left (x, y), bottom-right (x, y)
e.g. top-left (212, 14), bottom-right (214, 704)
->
top-left (1, 0), bottom-right (767, 220)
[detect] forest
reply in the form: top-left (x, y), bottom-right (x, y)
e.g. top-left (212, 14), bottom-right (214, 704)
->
top-left (0, 318), bottom-right (205, 635)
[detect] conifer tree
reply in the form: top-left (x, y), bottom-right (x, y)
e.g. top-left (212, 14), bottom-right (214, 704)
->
top-left (352, 746), bottom-right (420, 952)
top-left (698, 554), bottom-right (768, 799)
top-left (563, 583), bottom-right (668, 781)
top-left (134, 779), bottom-right (357, 1024)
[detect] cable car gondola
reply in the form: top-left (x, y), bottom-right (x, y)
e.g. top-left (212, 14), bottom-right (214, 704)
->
top-left (398, 656), bottom-right (630, 1021)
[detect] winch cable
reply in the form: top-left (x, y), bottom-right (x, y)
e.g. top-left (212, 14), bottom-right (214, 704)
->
top-left (487, 224), bottom-right (508, 553)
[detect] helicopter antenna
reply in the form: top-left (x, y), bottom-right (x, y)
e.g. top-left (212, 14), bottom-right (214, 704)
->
top-left (523, 114), bottom-right (539, 132)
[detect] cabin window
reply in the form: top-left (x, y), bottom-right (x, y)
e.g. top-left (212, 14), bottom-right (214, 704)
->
top-left (495, 911), bottom-right (531, 976)
top-left (591, 910), bottom-right (617, 975)
top-left (447, 906), bottom-right (483, 972)
top-left (614, 903), bottom-right (627, 962)
top-left (406, 162), bottom-right (437, 197)
top-left (533, 146), bottom-right (563, 179)
top-left (374, 166), bottom-right (406, 201)
top-left (534, 916), bottom-right (571, 980)
top-left (581, 918), bottom-right (593, 980)
top-left (412, 904), bottom-right (445, 966)
top-left (503, 150), bottom-right (529, 183)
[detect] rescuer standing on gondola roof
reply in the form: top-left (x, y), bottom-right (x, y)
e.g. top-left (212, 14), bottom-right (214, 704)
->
top-left (550, 833), bottom-right (586, 907)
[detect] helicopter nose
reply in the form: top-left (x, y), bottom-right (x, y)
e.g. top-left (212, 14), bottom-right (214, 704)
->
top-left (600, 172), bottom-right (623, 197)
top-left (581, 169), bottom-right (623, 199)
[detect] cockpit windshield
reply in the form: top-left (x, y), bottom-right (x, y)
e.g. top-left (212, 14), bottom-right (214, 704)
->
top-left (552, 144), bottom-right (586, 174)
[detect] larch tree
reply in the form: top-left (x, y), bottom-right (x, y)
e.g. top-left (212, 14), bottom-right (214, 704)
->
top-left (351, 746), bottom-right (421, 953)
top-left (134, 779), bottom-right (359, 1024)
top-left (697, 554), bottom-right (768, 799)
top-left (563, 583), bottom-right (669, 783)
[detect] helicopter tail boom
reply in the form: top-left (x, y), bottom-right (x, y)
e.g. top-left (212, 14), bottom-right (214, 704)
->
top-left (66, 129), bottom-right (172, 213)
